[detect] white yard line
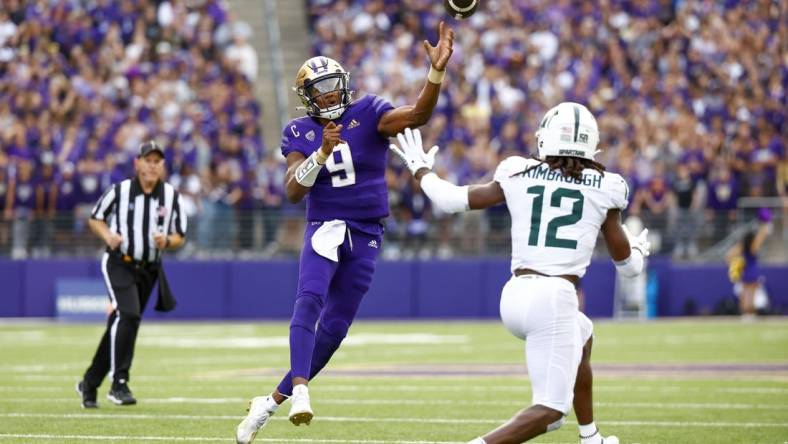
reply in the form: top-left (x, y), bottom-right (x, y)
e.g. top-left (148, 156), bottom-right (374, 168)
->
top-left (0, 375), bottom-right (172, 382)
top-left (136, 333), bottom-right (468, 349)
top-left (0, 435), bottom-right (224, 443)
top-left (1, 397), bottom-right (787, 411)
top-left (0, 434), bottom-right (472, 444)
top-left (2, 383), bottom-right (788, 396)
top-left (2, 413), bottom-right (787, 428)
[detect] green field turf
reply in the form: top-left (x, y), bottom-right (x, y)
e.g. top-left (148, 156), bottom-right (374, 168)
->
top-left (1, 318), bottom-right (787, 444)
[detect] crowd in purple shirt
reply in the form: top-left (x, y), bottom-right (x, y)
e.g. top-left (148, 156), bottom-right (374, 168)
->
top-left (0, 0), bottom-right (272, 258)
top-left (0, 1), bottom-right (785, 259)
top-left (307, 0), bottom-right (785, 258)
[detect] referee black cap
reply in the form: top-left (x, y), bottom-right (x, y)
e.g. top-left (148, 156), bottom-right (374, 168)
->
top-left (138, 140), bottom-right (165, 158)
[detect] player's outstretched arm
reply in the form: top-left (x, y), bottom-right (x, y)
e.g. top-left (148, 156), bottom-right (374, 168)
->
top-left (377, 21), bottom-right (454, 137)
top-left (601, 210), bottom-right (650, 277)
top-left (467, 181), bottom-right (506, 210)
top-left (389, 128), bottom-right (504, 213)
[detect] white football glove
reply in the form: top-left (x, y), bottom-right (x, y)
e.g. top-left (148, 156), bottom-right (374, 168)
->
top-left (388, 127), bottom-right (439, 175)
top-left (623, 226), bottom-right (651, 257)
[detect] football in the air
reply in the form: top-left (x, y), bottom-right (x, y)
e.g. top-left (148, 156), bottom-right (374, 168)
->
top-left (444, 0), bottom-right (478, 19)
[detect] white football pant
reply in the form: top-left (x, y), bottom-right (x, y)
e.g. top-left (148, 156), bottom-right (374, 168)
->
top-left (500, 275), bottom-right (593, 414)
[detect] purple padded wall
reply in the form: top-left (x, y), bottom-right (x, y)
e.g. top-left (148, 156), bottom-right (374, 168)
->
top-left (581, 261), bottom-right (617, 318)
top-left (147, 261), bottom-right (230, 320)
top-left (0, 260), bottom-right (24, 317)
top-left (227, 261), bottom-right (298, 319)
top-left (416, 260), bottom-right (485, 317)
top-left (0, 259), bottom-right (786, 318)
top-left (23, 260), bottom-right (94, 317)
top-left (359, 260), bottom-right (417, 318)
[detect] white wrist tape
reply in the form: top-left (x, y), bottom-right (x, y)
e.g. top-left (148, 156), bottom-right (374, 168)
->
top-left (420, 172), bottom-right (469, 214)
top-left (427, 66), bottom-right (446, 84)
top-left (295, 151), bottom-right (325, 187)
top-left (614, 249), bottom-right (644, 278)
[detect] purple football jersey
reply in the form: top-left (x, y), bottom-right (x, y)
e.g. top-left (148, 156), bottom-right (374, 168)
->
top-left (281, 94), bottom-right (394, 223)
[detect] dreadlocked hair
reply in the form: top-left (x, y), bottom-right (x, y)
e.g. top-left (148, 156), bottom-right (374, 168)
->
top-left (512, 155), bottom-right (606, 181)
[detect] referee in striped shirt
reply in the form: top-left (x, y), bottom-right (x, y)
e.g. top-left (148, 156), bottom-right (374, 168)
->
top-left (76, 140), bottom-right (186, 408)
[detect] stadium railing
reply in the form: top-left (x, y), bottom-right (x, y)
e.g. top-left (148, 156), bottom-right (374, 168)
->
top-left (0, 207), bottom-right (784, 261)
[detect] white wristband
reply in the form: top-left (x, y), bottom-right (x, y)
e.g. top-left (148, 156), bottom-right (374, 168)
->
top-left (427, 66), bottom-right (446, 84)
top-left (614, 249), bottom-right (644, 278)
top-left (295, 151), bottom-right (325, 187)
top-left (420, 172), bottom-right (469, 214)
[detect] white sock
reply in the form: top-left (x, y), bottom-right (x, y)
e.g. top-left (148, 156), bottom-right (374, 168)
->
top-left (265, 394), bottom-right (279, 412)
top-left (579, 422), bottom-right (598, 439)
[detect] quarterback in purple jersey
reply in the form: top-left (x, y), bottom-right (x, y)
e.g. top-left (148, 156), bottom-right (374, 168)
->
top-left (236, 21), bottom-right (454, 444)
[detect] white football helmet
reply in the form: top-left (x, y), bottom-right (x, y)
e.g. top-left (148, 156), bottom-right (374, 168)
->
top-left (294, 56), bottom-right (353, 120)
top-left (534, 102), bottom-right (600, 160)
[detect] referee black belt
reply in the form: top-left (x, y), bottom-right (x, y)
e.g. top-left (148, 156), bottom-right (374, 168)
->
top-left (111, 251), bottom-right (159, 269)
top-left (513, 268), bottom-right (580, 288)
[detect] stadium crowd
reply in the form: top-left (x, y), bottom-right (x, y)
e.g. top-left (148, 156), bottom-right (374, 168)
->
top-left (0, 0), bottom-right (785, 260)
top-left (307, 0), bottom-right (786, 259)
top-left (0, 0), bottom-right (277, 258)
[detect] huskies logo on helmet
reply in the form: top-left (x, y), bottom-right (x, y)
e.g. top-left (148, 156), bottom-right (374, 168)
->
top-left (309, 57), bottom-right (330, 75)
top-left (294, 56), bottom-right (354, 120)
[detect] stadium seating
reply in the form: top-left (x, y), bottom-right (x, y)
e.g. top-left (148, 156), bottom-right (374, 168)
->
top-left (0, 0), bottom-right (784, 261)
top-left (305, 0), bottom-right (786, 260)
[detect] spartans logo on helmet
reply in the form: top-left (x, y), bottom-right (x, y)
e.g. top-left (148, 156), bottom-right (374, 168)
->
top-left (294, 56), bottom-right (353, 120)
top-left (535, 102), bottom-right (600, 160)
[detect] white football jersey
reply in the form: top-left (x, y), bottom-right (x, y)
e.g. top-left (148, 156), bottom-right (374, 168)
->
top-left (494, 156), bottom-right (629, 277)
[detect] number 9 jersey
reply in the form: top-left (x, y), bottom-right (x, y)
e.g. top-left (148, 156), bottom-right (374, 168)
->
top-left (494, 156), bottom-right (630, 278)
top-left (281, 94), bottom-right (394, 223)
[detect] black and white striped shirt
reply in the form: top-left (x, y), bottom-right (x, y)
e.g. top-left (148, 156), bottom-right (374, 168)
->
top-left (90, 178), bottom-right (187, 262)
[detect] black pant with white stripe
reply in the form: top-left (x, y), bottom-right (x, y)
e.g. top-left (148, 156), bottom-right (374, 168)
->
top-left (83, 252), bottom-right (158, 389)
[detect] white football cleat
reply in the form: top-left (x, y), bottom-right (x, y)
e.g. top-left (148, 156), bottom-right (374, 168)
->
top-left (236, 396), bottom-right (278, 444)
top-left (580, 432), bottom-right (619, 444)
top-left (288, 384), bottom-right (313, 426)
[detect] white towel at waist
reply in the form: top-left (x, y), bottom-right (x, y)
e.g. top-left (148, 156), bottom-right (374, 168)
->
top-left (311, 220), bottom-right (346, 262)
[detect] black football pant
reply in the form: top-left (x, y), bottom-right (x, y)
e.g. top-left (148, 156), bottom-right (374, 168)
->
top-left (83, 253), bottom-right (157, 389)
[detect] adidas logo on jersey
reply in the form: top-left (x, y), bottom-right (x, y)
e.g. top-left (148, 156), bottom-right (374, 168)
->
top-left (368, 239), bottom-right (378, 249)
top-left (347, 119), bottom-right (360, 129)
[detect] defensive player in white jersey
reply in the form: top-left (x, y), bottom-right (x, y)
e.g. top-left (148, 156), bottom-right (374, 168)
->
top-left (390, 102), bottom-right (650, 444)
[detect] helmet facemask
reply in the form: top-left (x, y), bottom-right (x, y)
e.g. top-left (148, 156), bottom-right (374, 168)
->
top-left (296, 72), bottom-right (352, 121)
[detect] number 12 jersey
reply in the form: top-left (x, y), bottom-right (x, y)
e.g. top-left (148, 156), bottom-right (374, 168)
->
top-left (494, 156), bottom-right (630, 278)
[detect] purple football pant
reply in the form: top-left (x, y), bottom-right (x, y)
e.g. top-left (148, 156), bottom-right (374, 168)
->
top-left (276, 222), bottom-right (380, 397)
